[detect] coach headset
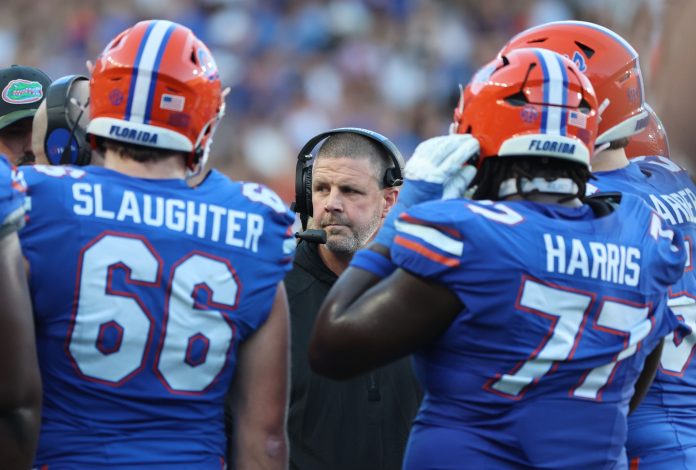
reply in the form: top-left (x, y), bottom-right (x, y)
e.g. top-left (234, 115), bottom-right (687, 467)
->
top-left (44, 74), bottom-right (91, 166)
top-left (291, 127), bottom-right (405, 241)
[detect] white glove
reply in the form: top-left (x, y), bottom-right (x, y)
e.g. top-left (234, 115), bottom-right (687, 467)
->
top-left (374, 134), bottom-right (480, 247)
top-left (404, 134), bottom-right (480, 199)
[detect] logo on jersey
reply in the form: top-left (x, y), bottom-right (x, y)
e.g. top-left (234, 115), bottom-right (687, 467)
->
top-left (109, 125), bottom-right (159, 144)
top-left (571, 51), bottom-right (587, 72)
top-left (2, 79), bottom-right (43, 104)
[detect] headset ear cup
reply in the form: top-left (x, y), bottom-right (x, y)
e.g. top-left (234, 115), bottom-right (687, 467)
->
top-left (303, 165), bottom-right (313, 217)
top-left (44, 74), bottom-right (92, 165)
top-left (383, 168), bottom-right (403, 187)
top-left (293, 155), bottom-right (306, 215)
top-left (72, 99), bottom-right (91, 165)
top-left (45, 129), bottom-right (70, 165)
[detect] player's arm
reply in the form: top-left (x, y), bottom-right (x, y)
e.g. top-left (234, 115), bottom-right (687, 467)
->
top-left (309, 244), bottom-right (462, 379)
top-left (629, 339), bottom-right (664, 414)
top-left (229, 281), bottom-right (289, 470)
top-left (309, 135), bottom-right (476, 379)
top-left (0, 230), bottom-right (41, 469)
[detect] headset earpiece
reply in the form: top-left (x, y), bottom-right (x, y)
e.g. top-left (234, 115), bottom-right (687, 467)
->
top-left (383, 167), bottom-right (403, 188)
top-left (290, 153), bottom-right (314, 230)
top-left (292, 127), bottom-right (405, 230)
top-left (302, 162), bottom-right (313, 216)
top-left (44, 75), bottom-right (91, 166)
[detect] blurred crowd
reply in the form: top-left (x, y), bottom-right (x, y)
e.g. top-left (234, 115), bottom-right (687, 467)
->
top-left (0, 0), bottom-right (662, 200)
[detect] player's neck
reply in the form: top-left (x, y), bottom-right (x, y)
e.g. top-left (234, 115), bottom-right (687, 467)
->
top-left (317, 244), bottom-right (353, 276)
top-left (104, 150), bottom-right (187, 179)
top-left (591, 147), bottom-right (629, 172)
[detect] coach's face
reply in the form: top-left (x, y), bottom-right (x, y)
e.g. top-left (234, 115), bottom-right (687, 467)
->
top-left (311, 156), bottom-right (396, 254)
top-left (0, 117), bottom-right (35, 165)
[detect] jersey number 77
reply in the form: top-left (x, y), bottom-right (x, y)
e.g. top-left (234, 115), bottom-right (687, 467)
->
top-left (485, 275), bottom-right (652, 400)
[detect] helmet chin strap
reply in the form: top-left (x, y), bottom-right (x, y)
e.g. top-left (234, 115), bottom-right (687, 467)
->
top-left (186, 99), bottom-right (226, 179)
top-left (498, 177), bottom-right (579, 199)
top-left (186, 146), bottom-right (208, 179)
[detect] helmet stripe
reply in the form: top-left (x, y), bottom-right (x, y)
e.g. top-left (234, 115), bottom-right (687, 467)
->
top-left (124, 21), bottom-right (156, 121)
top-left (124, 20), bottom-right (176, 124)
top-left (536, 50), bottom-right (549, 134)
top-left (556, 53), bottom-right (568, 137)
top-left (144, 24), bottom-right (176, 124)
top-left (535, 49), bottom-right (567, 136)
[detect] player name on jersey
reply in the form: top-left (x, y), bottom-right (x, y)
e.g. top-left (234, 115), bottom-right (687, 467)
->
top-left (71, 182), bottom-right (265, 252)
top-left (648, 188), bottom-right (696, 225)
top-left (543, 233), bottom-right (641, 286)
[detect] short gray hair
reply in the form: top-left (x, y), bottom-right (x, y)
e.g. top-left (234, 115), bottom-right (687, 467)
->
top-left (315, 132), bottom-right (391, 187)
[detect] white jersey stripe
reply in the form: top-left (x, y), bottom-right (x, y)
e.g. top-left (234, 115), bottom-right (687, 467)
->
top-left (395, 219), bottom-right (464, 256)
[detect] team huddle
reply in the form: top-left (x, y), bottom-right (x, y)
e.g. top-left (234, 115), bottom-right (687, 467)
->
top-left (0, 15), bottom-right (693, 470)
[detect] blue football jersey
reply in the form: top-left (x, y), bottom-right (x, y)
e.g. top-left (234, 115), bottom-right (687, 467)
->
top-left (387, 194), bottom-right (683, 469)
top-left (19, 165), bottom-right (295, 469)
top-left (592, 156), bottom-right (696, 466)
top-left (0, 154), bottom-right (25, 236)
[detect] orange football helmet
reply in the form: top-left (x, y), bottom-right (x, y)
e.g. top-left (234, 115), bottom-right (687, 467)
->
top-left (87, 20), bottom-right (224, 172)
top-left (452, 47), bottom-right (599, 168)
top-left (625, 103), bottom-right (670, 158)
top-left (499, 21), bottom-right (647, 146)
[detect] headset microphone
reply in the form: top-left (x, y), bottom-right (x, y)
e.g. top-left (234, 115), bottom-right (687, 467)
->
top-left (294, 229), bottom-right (327, 244)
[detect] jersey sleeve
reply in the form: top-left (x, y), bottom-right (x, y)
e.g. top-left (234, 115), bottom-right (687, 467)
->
top-left (0, 155), bottom-right (26, 238)
top-left (390, 200), bottom-right (467, 282)
top-left (230, 182), bottom-right (296, 340)
top-left (642, 200), bottom-right (690, 350)
top-left (240, 182), bottom-right (296, 271)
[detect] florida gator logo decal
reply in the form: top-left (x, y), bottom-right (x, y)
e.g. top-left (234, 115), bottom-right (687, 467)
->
top-left (2, 79), bottom-right (44, 104)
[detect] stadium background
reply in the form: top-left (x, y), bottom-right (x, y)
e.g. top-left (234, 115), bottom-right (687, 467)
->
top-left (0, 0), bottom-right (672, 200)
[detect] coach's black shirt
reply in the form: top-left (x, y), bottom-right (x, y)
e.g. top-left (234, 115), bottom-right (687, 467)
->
top-left (285, 240), bottom-right (422, 470)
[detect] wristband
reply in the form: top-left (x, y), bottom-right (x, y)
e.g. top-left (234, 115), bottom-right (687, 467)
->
top-left (349, 249), bottom-right (397, 279)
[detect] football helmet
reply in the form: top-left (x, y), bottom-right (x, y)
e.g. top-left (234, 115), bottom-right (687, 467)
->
top-left (87, 20), bottom-right (224, 172)
top-left (499, 21), bottom-right (647, 146)
top-left (452, 47), bottom-right (599, 168)
top-left (625, 103), bottom-right (669, 158)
